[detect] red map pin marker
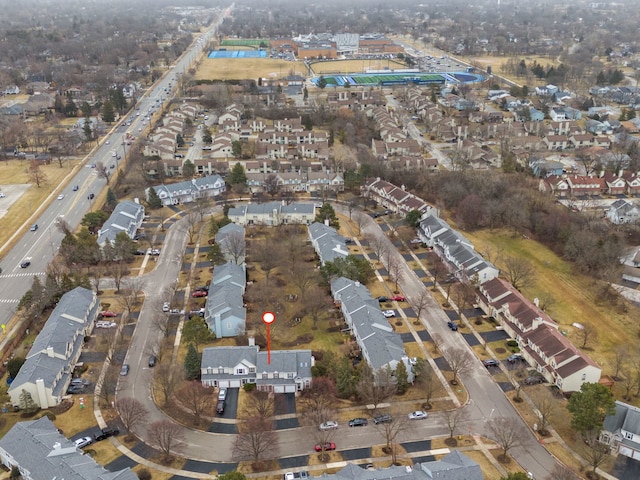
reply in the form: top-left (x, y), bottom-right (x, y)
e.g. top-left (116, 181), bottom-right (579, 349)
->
top-left (262, 312), bottom-right (276, 364)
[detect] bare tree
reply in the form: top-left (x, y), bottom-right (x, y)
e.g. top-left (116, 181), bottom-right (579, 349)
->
top-left (580, 429), bottom-right (610, 475)
top-left (487, 417), bottom-right (526, 462)
top-left (442, 408), bottom-right (468, 443)
top-left (374, 410), bottom-right (410, 464)
top-left (291, 264), bottom-right (318, 301)
top-left (254, 240), bottom-right (280, 283)
top-left (575, 323), bottom-right (598, 350)
top-left (147, 420), bottom-right (185, 460)
top-left (220, 231), bottom-right (245, 264)
top-left (243, 390), bottom-right (275, 419)
top-left (386, 256), bottom-right (403, 293)
top-left (193, 196), bottom-right (212, 222)
top-left (151, 313), bottom-right (171, 338)
top-left (611, 344), bottom-right (631, 380)
top-left (353, 211), bottom-right (367, 235)
top-left (357, 364), bottom-right (397, 411)
top-left (619, 367), bottom-right (638, 401)
top-left (502, 256), bottom-right (535, 291)
top-left (531, 389), bottom-right (557, 435)
top-left (430, 256), bottom-right (448, 289)
top-left (446, 348), bottom-right (471, 385)
top-left (233, 416), bottom-right (278, 466)
top-left (97, 365), bottom-right (120, 406)
top-left (300, 377), bottom-right (338, 456)
top-left (89, 265), bottom-right (107, 294)
top-left (175, 380), bottom-right (215, 426)
top-left (547, 464), bottom-right (581, 480)
top-left (28, 160), bottom-right (47, 187)
top-left (185, 211), bottom-right (200, 244)
top-left (304, 286), bottom-right (331, 328)
top-left (118, 278), bottom-right (145, 313)
top-left (109, 261), bottom-right (129, 293)
top-left (117, 397), bottom-right (149, 433)
top-left (413, 290), bottom-right (431, 320)
top-left (415, 361), bottom-right (443, 409)
top-left (154, 362), bottom-right (184, 406)
top-left (366, 234), bottom-right (387, 263)
top-left (95, 161), bottom-right (110, 184)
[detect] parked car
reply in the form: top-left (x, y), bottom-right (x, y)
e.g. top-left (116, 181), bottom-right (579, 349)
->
top-left (408, 410), bottom-right (428, 420)
top-left (524, 376), bottom-right (544, 385)
top-left (162, 302), bottom-right (170, 312)
top-left (447, 321), bottom-right (458, 331)
top-left (390, 295), bottom-right (406, 301)
top-left (148, 248), bottom-right (161, 256)
top-left (95, 426), bottom-right (120, 442)
top-left (382, 310), bottom-right (396, 318)
top-left (373, 414), bottom-right (393, 425)
top-left (148, 355), bottom-right (156, 368)
top-left (192, 290), bottom-right (207, 298)
top-left (67, 385), bottom-right (85, 394)
top-left (70, 378), bottom-right (90, 386)
top-left (348, 418), bottom-right (368, 427)
top-left (100, 311), bottom-right (117, 317)
top-left (284, 472), bottom-right (309, 480)
top-left (74, 436), bottom-right (94, 449)
top-left (218, 388), bottom-right (227, 401)
top-left (377, 296), bottom-right (389, 302)
top-left (483, 359), bottom-right (500, 368)
top-left (96, 321), bottom-right (116, 328)
top-left (216, 400), bottom-right (225, 414)
top-left (29, 224), bottom-right (38, 231)
top-left (508, 354), bottom-right (525, 363)
top-left (120, 364), bottom-right (130, 376)
top-left (134, 249), bottom-right (146, 256)
top-left (319, 421), bottom-right (338, 430)
top-left (314, 442), bottom-right (336, 452)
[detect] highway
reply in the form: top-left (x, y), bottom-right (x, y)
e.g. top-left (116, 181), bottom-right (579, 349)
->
top-left (0, 11), bottom-right (228, 346)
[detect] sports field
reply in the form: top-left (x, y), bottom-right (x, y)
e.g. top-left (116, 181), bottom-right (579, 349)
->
top-left (311, 71), bottom-right (484, 87)
top-left (195, 57), bottom-right (304, 81)
top-left (220, 39), bottom-right (269, 47)
top-left (208, 50), bottom-right (267, 59)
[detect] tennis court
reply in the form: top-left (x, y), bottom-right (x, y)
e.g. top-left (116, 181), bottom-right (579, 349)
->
top-left (312, 71), bottom-right (484, 87)
top-left (208, 50), bottom-right (268, 59)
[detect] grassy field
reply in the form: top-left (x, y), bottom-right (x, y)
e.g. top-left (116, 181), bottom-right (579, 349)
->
top-left (464, 227), bottom-right (639, 376)
top-left (195, 57), bottom-right (305, 81)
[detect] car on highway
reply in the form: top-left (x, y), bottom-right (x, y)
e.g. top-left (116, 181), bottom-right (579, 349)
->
top-left (72, 185), bottom-right (79, 191)
top-left (382, 310), bottom-right (396, 318)
top-left (483, 359), bottom-right (500, 368)
top-left (0, 193), bottom-right (5, 198)
top-left (373, 414), bottom-right (393, 424)
top-left (192, 290), bottom-right (207, 298)
top-left (348, 417), bottom-right (368, 427)
top-left (30, 224), bottom-right (38, 231)
top-left (20, 259), bottom-right (31, 268)
top-left (100, 311), bottom-right (117, 317)
top-left (74, 436), bottom-right (94, 449)
top-left (57, 194), bottom-right (65, 200)
top-left (408, 410), bottom-right (428, 420)
top-left (390, 295), bottom-right (406, 301)
top-left (314, 442), bottom-right (336, 452)
top-left (319, 421), bottom-right (338, 430)
top-left (95, 426), bottom-right (120, 442)
top-left (120, 364), bottom-right (129, 376)
top-left (148, 355), bottom-right (156, 367)
top-left (447, 321), bottom-right (458, 331)
top-left (87, 193), bottom-right (95, 200)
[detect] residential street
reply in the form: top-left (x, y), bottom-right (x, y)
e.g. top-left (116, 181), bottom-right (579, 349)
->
top-left (109, 204), bottom-right (559, 480)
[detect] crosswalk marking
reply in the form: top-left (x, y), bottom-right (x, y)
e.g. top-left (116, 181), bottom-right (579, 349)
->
top-left (0, 298), bottom-right (20, 304)
top-left (0, 272), bottom-right (46, 278)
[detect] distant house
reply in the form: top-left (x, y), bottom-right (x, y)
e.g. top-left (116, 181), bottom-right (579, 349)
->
top-left (8, 287), bottom-right (98, 409)
top-left (204, 262), bottom-right (246, 338)
top-left (529, 158), bottom-right (564, 178)
top-left (317, 451), bottom-right (483, 480)
top-left (601, 401), bottom-right (640, 460)
top-left (201, 344), bottom-right (313, 392)
top-left (0, 417), bottom-right (138, 480)
top-left (308, 222), bottom-right (349, 265)
top-left (607, 199), bottom-right (640, 224)
top-left (361, 178), bottom-right (436, 217)
top-left (227, 202), bottom-right (315, 226)
top-left (96, 200), bottom-right (145, 248)
top-left (147, 175), bottom-right (225, 206)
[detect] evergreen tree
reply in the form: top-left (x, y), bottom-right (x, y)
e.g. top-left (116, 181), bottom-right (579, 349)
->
top-left (229, 162), bottom-right (247, 186)
top-left (101, 100), bottom-right (115, 123)
top-left (54, 95), bottom-right (64, 114)
top-left (567, 382), bottom-right (615, 435)
top-left (81, 101), bottom-right (92, 118)
top-left (202, 129), bottom-right (213, 144)
top-left (303, 86), bottom-right (308, 101)
top-left (232, 140), bottom-right (242, 158)
top-left (335, 357), bottom-right (357, 398)
top-left (317, 76), bottom-right (327, 89)
top-left (147, 187), bottom-right (163, 209)
top-left (184, 343), bottom-right (201, 380)
top-left (106, 188), bottom-right (117, 211)
top-left (182, 317), bottom-right (215, 348)
top-left (19, 389), bottom-right (38, 413)
top-left (182, 159), bottom-right (195, 178)
top-left (176, 134), bottom-right (185, 147)
top-left (314, 203), bottom-right (339, 228)
top-left (83, 121), bottom-right (92, 142)
top-left (64, 93), bottom-right (77, 117)
top-left (405, 210), bottom-right (422, 228)
top-left (395, 361), bottom-right (409, 394)
top-left (207, 243), bottom-right (226, 265)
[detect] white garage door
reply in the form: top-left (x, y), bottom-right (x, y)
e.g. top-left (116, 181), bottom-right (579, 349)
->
top-left (219, 380), bottom-right (230, 388)
top-left (274, 385), bottom-right (285, 393)
top-left (229, 380), bottom-right (241, 388)
top-left (285, 385), bottom-right (296, 393)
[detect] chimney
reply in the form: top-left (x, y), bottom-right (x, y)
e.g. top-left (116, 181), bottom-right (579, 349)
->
top-left (52, 442), bottom-right (61, 450)
top-left (533, 297), bottom-right (539, 307)
top-left (47, 346), bottom-right (54, 358)
top-left (248, 336), bottom-right (255, 346)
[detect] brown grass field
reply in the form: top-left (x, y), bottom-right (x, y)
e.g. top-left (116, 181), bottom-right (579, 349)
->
top-left (195, 57), bottom-right (306, 81)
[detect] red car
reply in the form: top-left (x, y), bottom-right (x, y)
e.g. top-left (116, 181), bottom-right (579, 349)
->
top-left (100, 311), bottom-right (117, 317)
top-left (192, 291), bottom-right (207, 298)
top-left (314, 442), bottom-right (336, 452)
top-left (390, 295), bottom-right (406, 302)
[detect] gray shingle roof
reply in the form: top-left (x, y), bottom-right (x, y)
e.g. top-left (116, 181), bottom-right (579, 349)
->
top-left (0, 417), bottom-right (138, 480)
top-left (308, 222), bottom-right (348, 265)
top-left (97, 200), bottom-right (145, 247)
